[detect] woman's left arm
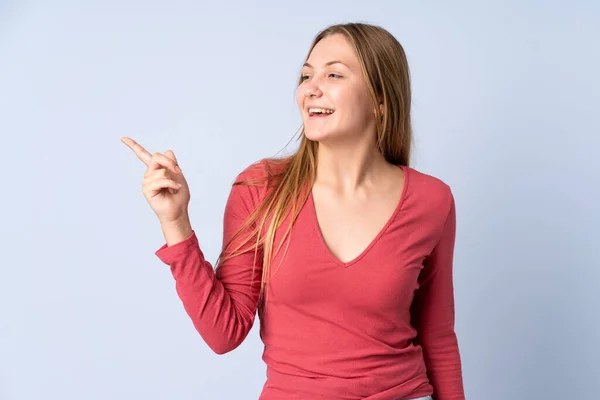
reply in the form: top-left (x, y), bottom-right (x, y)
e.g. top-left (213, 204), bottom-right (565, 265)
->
top-left (410, 191), bottom-right (466, 400)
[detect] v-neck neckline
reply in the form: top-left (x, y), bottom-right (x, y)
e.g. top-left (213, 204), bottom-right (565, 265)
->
top-left (307, 164), bottom-right (409, 268)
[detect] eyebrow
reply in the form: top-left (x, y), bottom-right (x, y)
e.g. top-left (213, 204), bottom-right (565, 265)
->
top-left (303, 60), bottom-right (348, 68)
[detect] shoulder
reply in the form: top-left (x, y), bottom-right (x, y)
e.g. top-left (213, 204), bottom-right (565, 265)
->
top-left (404, 166), bottom-right (455, 221)
top-left (233, 157), bottom-right (290, 184)
top-left (406, 166), bottom-right (453, 202)
top-left (225, 157), bottom-right (290, 215)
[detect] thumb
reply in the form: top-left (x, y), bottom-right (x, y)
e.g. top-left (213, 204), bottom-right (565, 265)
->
top-left (164, 149), bottom-right (178, 164)
top-left (164, 150), bottom-right (181, 195)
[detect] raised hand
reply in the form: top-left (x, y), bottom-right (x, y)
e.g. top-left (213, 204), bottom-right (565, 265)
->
top-left (121, 136), bottom-right (191, 225)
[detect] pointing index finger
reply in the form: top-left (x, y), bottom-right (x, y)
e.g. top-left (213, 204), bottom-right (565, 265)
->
top-left (121, 137), bottom-right (151, 166)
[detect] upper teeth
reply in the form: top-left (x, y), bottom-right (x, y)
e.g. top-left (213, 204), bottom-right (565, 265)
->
top-left (309, 108), bottom-right (334, 115)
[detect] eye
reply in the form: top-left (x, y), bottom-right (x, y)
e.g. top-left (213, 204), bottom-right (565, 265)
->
top-left (300, 75), bottom-right (310, 82)
top-left (329, 73), bottom-right (342, 79)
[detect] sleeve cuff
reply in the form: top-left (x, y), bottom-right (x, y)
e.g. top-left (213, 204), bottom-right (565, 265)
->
top-left (155, 230), bottom-right (198, 264)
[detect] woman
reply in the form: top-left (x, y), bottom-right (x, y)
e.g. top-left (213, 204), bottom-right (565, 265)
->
top-left (122, 22), bottom-right (465, 400)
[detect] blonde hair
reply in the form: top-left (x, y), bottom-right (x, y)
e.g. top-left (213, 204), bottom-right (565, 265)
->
top-left (214, 22), bottom-right (413, 307)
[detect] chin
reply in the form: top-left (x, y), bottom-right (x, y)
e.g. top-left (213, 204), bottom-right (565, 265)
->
top-left (304, 129), bottom-right (326, 142)
top-left (303, 126), bottom-right (343, 143)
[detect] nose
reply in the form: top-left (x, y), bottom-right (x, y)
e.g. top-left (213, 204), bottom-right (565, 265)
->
top-left (304, 81), bottom-right (323, 98)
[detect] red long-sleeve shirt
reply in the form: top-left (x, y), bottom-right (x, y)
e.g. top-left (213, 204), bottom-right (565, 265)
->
top-left (155, 160), bottom-right (465, 400)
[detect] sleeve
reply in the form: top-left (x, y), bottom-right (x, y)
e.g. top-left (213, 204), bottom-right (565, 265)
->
top-left (154, 181), bottom-right (263, 355)
top-left (410, 191), bottom-right (466, 400)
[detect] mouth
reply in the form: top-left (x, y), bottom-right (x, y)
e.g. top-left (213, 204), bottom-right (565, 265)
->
top-left (307, 107), bottom-right (335, 118)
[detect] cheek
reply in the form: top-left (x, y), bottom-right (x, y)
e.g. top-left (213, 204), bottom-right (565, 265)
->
top-left (295, 86), bottom-right (305, 109)
top-left (335, 85), bottom-right (372, 118)
top-left (340, 98), bottom-right (373, 125)
top-left (355, 95), bottom-right (377, 124)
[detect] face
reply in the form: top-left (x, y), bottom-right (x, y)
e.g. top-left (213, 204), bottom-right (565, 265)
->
top-left (296, 34), bottom-right (378, 143)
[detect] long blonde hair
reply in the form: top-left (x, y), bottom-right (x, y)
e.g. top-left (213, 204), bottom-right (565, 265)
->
top-left (214, 22), bottom-right (413, 307)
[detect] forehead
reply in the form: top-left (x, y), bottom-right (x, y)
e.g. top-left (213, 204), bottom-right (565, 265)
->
top-left (305, 34), bottom-right (358, 68)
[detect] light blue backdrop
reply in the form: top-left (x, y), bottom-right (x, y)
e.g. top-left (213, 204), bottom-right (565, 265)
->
top-left (1, 1), bottom-right (598, 399)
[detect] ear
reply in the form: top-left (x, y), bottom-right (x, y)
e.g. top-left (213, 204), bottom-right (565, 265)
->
top-left (373, 100), bottom-right (385, 116)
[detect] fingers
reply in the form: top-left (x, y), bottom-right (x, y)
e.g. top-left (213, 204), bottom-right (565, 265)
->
top-left (144, 168), bottom-right (183, 196)
top-left (121, 137), bottom-right (182, 178)
top-left (147, 152), bottom-right (182, 175)
top-left (164, 149), bottom-right (178, 164)
top-left (121, 137), bottom-right (152, 166)
top-left (143, 177), bottom-right (183, 197)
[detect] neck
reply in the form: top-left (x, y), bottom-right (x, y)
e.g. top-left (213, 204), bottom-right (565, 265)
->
top-left (313, 134), bottom-right (390, 195)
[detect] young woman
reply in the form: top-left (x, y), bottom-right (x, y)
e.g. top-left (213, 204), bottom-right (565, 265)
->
top-left (122, 22), bottom-right (465, 400)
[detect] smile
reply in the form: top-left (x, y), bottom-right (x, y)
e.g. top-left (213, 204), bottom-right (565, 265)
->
top-left (308, 107), bottom-right (335, 117)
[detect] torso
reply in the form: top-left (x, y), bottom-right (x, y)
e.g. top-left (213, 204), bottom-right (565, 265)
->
top-left (258, 162), bottom-right (454, 399)
top-left (310, 164), bottom-right (406, 264)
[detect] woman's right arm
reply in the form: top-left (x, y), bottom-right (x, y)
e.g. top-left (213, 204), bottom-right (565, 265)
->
top-left (154, 175), bottom-right (263, 355)
top-left (120, 137), bottom-right (263, 355)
